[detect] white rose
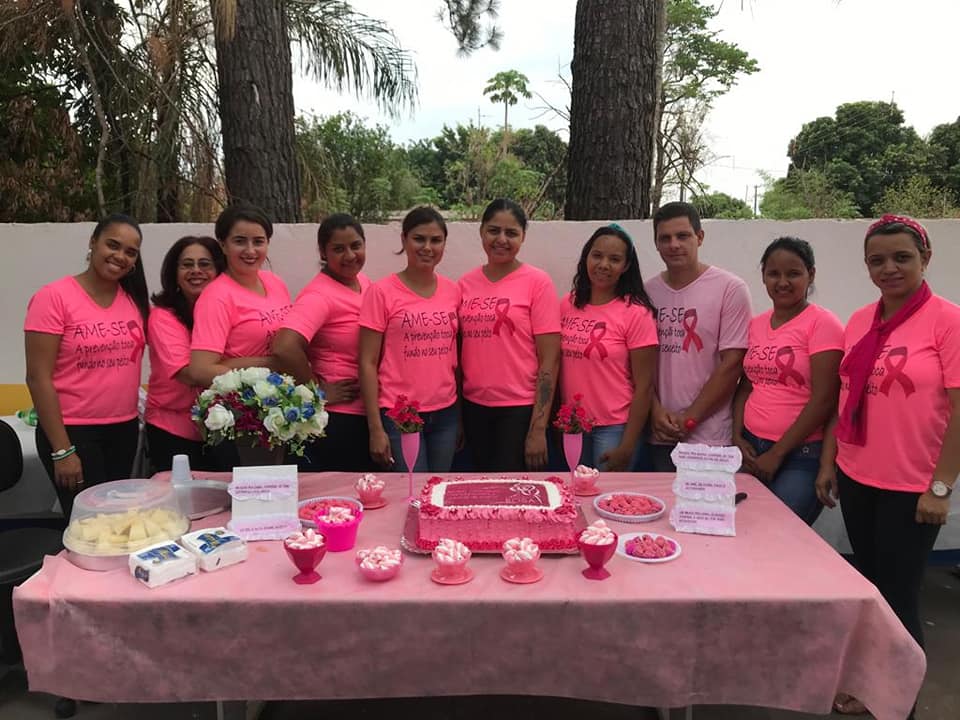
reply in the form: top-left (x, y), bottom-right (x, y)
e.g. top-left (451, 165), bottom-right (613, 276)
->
top-left (212, 370), bottom-right (241, 393)
top-left (199, 389), bottom-right (215, 403)
top-left (262, 407), bottom-right (286, 436)
top-left (294, 384), bottom-right (315, 403)
top-left (240, 367), bottom-right (271, 385)
top-left (253, 380), bottom-right (278, 400)
top-left (204, 404), bottom-right (235, 432)
top-left (311, 409), bottom-right (329, 435)
top-left (278, 423), bottom-right (298, 441)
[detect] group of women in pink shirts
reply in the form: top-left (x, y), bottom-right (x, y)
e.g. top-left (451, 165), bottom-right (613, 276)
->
top-left (24, 202), bottom-right (958, 716)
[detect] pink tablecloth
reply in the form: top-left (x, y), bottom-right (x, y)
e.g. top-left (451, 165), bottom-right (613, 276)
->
top-left (14, 473), bottom-right (923, 719)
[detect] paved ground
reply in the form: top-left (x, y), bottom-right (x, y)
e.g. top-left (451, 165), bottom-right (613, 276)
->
top-left (2, 566), bottom-right (956, 720)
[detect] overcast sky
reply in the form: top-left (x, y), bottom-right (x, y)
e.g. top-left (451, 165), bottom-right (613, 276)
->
top-left (292, 0), bottom-right (960, 206)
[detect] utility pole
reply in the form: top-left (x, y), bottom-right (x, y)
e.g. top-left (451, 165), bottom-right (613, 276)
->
top-left (753, 185), bottom-right (759, 216)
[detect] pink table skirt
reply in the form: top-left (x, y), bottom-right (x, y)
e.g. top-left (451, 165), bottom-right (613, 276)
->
top-left (14, 472), bottom-right (923, 719)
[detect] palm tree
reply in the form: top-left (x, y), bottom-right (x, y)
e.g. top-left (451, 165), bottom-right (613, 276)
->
top-left (483, 69), bottom-right (532, 133)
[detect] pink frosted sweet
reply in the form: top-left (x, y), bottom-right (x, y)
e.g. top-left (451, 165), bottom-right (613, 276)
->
top-left (284, 528), bottom-right (325, 550)
top-left (355, 473), bottom-right (385, 503)
top-left (432, 538), bottom-right (471, 577)
top-left (356, 545), bottom-right (403, 581)
top-left (317, 505), bottom-right (355, 525)
top-left (573, 465), bottom-right (600, 492)
top-left (578, 519), bottom-right (616, 546)
top-left (502, 537), bottom-right (540, 566)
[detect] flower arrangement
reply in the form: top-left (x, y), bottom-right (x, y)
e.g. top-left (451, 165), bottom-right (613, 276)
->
top-left (192, 368), bottom-right (328, 456)
top-left (553, 393), bottom-right (594, 434)
top-left (385, 394), bottom-right (424, 434)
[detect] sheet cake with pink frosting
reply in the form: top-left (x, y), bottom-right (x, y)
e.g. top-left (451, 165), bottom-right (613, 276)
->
top-left (416, 476), bottom-right (578, 551)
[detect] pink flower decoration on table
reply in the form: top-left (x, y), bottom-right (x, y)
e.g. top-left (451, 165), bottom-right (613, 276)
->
top-left (385, 394), bottom-right (424, 434)
top-left (553, 393), bottom-right (595, 434)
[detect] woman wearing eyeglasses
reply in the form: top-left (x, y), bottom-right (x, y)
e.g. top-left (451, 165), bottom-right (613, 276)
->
top-left (145, 236), bottom-right (226, 471)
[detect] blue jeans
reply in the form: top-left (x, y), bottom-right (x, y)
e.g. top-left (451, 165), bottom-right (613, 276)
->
top-left (577, 424), bottom-right (647, 472)
top-left (742, 428), bottom-right (823, 525)
top-left (381, 403), bottom-right (458, 473)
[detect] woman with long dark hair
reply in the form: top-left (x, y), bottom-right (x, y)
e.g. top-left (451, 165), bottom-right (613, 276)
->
top-left (458, 199), bottom-right (561, 471)
top-left (273, 213), bottom-right (373, 471)
top-left (145, 236), bottom-right (226, 471)
top-left (24, 214), bottom-right (150, 518)
top-left (559, 224), bottom-right (658, 470)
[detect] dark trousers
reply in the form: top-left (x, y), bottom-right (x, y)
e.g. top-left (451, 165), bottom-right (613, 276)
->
top-left (145, 423), bottom-right (236, 473)
top-left (647, 442), bottom-right (677, 472)
top-left (297, 411), bottom-right (374, 472)
top-left (36, 419), bottom-right (139, 518)
top-left (462, 400), bottom-right (534, 472)
top-left (838, 468), bottom-right (941, 649)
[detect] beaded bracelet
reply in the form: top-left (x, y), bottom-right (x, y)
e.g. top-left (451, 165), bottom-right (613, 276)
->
top-left (51, 445), bottom-right (77, 462)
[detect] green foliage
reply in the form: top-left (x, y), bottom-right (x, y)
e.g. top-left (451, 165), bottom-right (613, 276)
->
top-left (296, 113), bottom-right (421, 222)
top-left (484, 69), bottom-right (532, 131)
top-left (873, 175), bottom-right (960, 218)
top-left (691, 192), bottom-right (753, 219)
top-left (759, 170), bottom-right (859, 220)
top-left (438, 0), bottom-right (502, 54)
top-left (927, 118), bottom-right (960, 201)
top-left (787, 101), bottom-right (928, 216)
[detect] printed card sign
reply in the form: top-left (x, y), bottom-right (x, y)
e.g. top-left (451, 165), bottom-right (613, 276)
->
top-left (227, 465), bottom-right (299, 540)
top-left (671, 443), bottom-right (739, 538)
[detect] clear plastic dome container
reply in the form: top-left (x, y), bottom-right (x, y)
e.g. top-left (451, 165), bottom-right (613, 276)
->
top-left (63, 478), bottom-right (190, 570)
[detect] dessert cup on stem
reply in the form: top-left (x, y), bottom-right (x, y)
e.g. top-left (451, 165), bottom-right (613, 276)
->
top-left (577, 533), bottom-right (618, 580)
top-left (400, 432), bottom-right (420, 501)
top-left (562, 433), bottom-right (583, 488)
top-left (284, 540), bottom-right (327, 584)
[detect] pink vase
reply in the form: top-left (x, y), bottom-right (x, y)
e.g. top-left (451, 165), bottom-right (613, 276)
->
top-left (400, 431), bottom-right (421, 500)
top-left (562, 432), bottom-right (583, 485)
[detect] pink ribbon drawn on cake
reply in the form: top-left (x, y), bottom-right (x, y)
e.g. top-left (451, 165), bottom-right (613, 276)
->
top-left (492, 298), bottom-right (516, 336)
top-left (126, 320), bottom-right (144, 361)
top-left (775, 346), bottom-right (806, 388)
top-left (879, 346), bottom-right (915, 397)
top-left (681, 309), bottom-right (704, 352)
top-left (583, 322), bottom-right (609, 359)
top-left (508, 483), bottom-right (543, 504)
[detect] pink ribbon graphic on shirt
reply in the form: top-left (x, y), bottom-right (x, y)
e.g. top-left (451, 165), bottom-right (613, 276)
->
top-left (126, 320), bottom-right (144, 362)
top-left (583, 322), bottom-right (609, 360)
top-left (775, 346), bottom-right (806, 388)
top-left (681, 309), bottom-right (704, 352)
top-left (492, 297), bottom-right (515, 336)
top-left (879, 346), bottom-right (916, 397)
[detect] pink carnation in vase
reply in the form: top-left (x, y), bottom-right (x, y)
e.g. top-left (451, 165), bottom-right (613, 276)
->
top-left (553, 393), bottom-right (595, 434)
top-left (385, 394), bottom-right (424, 434)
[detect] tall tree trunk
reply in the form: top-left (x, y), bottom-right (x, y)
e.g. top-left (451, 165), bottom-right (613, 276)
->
top-left (565, 0), bottom-right (664, 220)
top-left (213, 0), bottom-right (302, 221)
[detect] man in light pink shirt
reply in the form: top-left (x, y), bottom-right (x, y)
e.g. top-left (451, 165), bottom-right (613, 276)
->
top-left (645, 202), bottom-right (752, 471)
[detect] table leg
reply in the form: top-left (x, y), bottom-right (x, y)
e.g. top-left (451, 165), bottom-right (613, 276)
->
top-left (656, 708), bottom-right (694, 720)
top-left (215, 700), bottom-right (257, 720)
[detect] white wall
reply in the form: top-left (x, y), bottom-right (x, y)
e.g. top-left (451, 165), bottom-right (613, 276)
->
top-left (2, 219), bottom-right (959, 384)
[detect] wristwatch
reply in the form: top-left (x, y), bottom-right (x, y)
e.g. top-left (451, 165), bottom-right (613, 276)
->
top-left (930, 480), bottom-right (954, 499)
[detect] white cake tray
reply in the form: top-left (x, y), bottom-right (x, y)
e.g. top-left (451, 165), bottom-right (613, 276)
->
top-left (400, 500), bottom-right (587, 555)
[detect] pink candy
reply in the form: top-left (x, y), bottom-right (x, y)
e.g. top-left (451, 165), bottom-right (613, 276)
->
top-left (578, 519), bottom-right (616, 545)
top-left (318, 506), bottom-right (355, 525)
top-left (356, 545), bottom-right (402, 571)
top-left (284, 528), bottom-right (325, 550)
top-left (624, 534), bottom-right (677, 559)
top-left (598, 493), bottom-right (663, 516)
top-left (574, 465), bottom-right (599, 479)
top-left (433, 538), bottom-right (471, 565)
top-left (355, 474), bottom-right (385, 494)
top-left (502, 537), bottom-right (540, 565)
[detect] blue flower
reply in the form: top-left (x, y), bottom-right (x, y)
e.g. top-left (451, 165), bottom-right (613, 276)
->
top-left (266, 372), bottom-right (284, 386)
top-left (263, 396), bottom-right (279, 407)
top-left (316, 389), bottom-right (326, 401)
top-left (242, 388), bottom-right (256, 400)
top-left (285, 407), bottom-right (300, 422)
top-left (302, 405), bottom-right (316, 419)
top-left (190, 405), bottom-right (201, 419)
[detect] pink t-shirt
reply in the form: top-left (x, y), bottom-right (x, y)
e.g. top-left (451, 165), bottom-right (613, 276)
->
top-left (837, 295), bottom-right (960, 493)
top-left (24, 276), bottom-right (145, 425)
top-left (458, 264), bottom-right (561, 406)
top-left (743, 304), bottom-right (844, 442)
top-left (145, 306), bottom-right (199, 440)
top-left (560, 295), bottom-right (658, 426)
top-left (282, 271), bottom-right (371, 415)
top-left (191, 270), bottom-right (292, 358)
top-left (358, 273), bottom-right (460, 412)
top-left (646, 266), bottom-right (752, 445)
